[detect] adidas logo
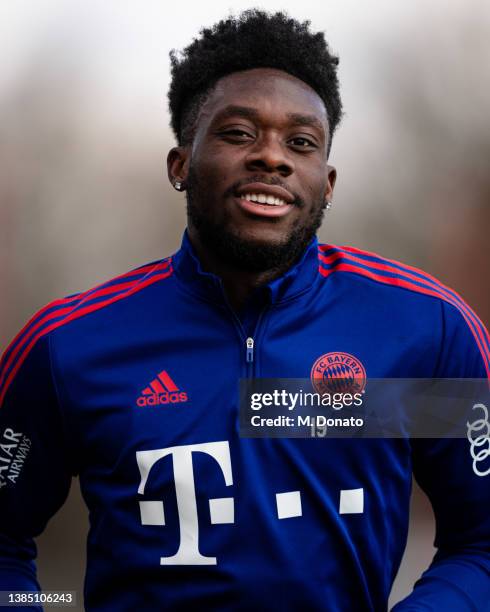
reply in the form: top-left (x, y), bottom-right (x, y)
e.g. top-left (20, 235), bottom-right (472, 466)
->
top-left (136, 370), bottom-right (188, 407)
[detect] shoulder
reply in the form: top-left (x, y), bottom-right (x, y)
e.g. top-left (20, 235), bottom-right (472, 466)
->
top-left (0, 257), bottom-right (174, 406)
top-left (319, 243), bottom-right (452, 299)
top-left (318, 243), bottom-right (490, 377)
top-left (318, 242), bottom-right (474, 312)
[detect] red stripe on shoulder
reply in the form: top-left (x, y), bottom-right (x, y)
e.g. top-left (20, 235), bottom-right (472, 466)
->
top-left (339, 244), bottom-right (472, 300)
top-left (322, 242), bottom-right (476, 302)
top-left (319, 249), bottom-right (473, 308)
top-left (0, 294), bottom-right (80, 371)
top-left (0, 259), bottom-right (172, 392)
top-left (0, 259), bottom-right (169, 371)
top-left (319, 246), bottom-right (490, 368)
top-left (319, 260), bottom-right (490, 379)
top-left (0, 260), bottom-right (173, 407)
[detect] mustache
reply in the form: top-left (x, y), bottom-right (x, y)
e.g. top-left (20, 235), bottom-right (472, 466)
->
top-left (225, 176), bottom-right (304, 208)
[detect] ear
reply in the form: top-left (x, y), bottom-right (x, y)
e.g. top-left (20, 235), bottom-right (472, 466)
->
top-left (167, 146), bottom-right (190, 188)
top-left (324, 164), bottom-right (337, 202)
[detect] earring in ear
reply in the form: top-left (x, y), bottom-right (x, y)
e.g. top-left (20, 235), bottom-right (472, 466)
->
top-left (173, 181), bottom-right (184, 191)
top-left (326, 201), bottom-right (333, 211)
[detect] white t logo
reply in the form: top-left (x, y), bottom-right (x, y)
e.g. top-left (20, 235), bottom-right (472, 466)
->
top-left (136, 440), bottom-right (234, 565)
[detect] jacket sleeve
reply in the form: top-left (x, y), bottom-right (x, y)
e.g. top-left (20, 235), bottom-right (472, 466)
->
top-left (392, 300), bottom-right (490, 611)
top-left (0, 328), bottom-right (73, 602)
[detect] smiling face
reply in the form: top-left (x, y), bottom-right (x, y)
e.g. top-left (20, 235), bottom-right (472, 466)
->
top-left (168, 67), bottom-right (336, 273)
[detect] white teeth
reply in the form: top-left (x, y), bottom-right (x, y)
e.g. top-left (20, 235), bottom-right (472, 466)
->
top-left (240, 193), bottom-right (287, 206)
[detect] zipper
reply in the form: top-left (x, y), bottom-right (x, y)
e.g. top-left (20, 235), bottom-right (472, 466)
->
top-left (244, 307), bottom-right (269, 377)
top-left (216, 280), bottom-right (269, 377)
top-left (232, 310), bottom-right (267, 376)
top-left (246, 337), bottom-right (254, 363)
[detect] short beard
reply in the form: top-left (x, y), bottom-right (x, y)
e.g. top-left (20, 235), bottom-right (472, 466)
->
top-left (185, 166), bottom-right (327, 274)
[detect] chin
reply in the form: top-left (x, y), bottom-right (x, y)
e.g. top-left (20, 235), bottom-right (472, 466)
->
top-left (188, 198), bottom-right (322, 273)
top-left (233, 226), bottom-right (291, 248)
top-left (209, 225), bottom-right (309, 273)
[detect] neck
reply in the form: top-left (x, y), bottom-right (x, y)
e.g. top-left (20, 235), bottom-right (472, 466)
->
top-left (187, 230), bottom-right (293, 311)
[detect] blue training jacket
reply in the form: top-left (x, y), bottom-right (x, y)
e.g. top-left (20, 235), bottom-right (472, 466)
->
top-left (0, 232), bottom-right (489, 611)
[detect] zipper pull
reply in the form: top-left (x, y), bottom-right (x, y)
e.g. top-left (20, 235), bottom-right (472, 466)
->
top-left (246, 337), bottom-right (254, 363)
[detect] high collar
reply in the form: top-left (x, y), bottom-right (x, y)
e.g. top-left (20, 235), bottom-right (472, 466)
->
top-left (173, 230), bottom-right (320, 305)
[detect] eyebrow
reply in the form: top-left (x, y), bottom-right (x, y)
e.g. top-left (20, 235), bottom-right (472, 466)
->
top-left (214, 105), bottom-right (259, 122)
top-left (214, 105), bottom-right (326, 134)
top-left (287, 112), bottom-right (325, 133)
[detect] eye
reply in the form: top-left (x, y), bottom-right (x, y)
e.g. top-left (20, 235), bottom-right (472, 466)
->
top-left (219, 129), bottom-right (255, 142)
top-left (289, 136), bottom-right (317, 149)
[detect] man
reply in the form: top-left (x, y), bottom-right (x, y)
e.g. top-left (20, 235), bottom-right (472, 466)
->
top-left (0, 9), bottom-right (489, 611)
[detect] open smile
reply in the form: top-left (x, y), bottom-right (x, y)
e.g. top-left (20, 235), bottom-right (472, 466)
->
top-left (234, 182), bottom-right (296, 218)
top-left (234, 195), bottom-right (294, 218)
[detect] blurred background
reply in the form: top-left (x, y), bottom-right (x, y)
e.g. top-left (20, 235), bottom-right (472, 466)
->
top-left (1, 0), bottom-right (489, 609)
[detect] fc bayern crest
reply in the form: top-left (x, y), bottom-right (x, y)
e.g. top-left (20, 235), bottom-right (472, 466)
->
top-left (310, 352), bottom-right (367, 394)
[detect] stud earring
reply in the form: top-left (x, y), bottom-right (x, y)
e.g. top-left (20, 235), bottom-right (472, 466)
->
top-left (326, 201), bottom-right (333, 211)
top-left (173, 181), bottom-right (183, 191)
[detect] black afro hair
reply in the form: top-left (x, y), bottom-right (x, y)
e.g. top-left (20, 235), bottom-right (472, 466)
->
top-left (168, 9), bottom-right (342, 150)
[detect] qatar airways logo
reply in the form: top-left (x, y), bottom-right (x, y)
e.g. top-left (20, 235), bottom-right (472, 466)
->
top-left (0, 428), bottom-right (32, 489)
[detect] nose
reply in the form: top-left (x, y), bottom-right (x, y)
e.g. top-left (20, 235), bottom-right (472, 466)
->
top-left (244, 134), bottom-right (294, 176)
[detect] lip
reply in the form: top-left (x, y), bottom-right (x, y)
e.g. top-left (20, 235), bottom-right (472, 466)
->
top-left (233, 195), bottom-right (294, 218)
top-left (235, 182), bottom-right (295, 204)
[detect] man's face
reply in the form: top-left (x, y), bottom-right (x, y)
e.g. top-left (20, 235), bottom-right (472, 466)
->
top-left (171, 68), bottom-right (336, 272)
